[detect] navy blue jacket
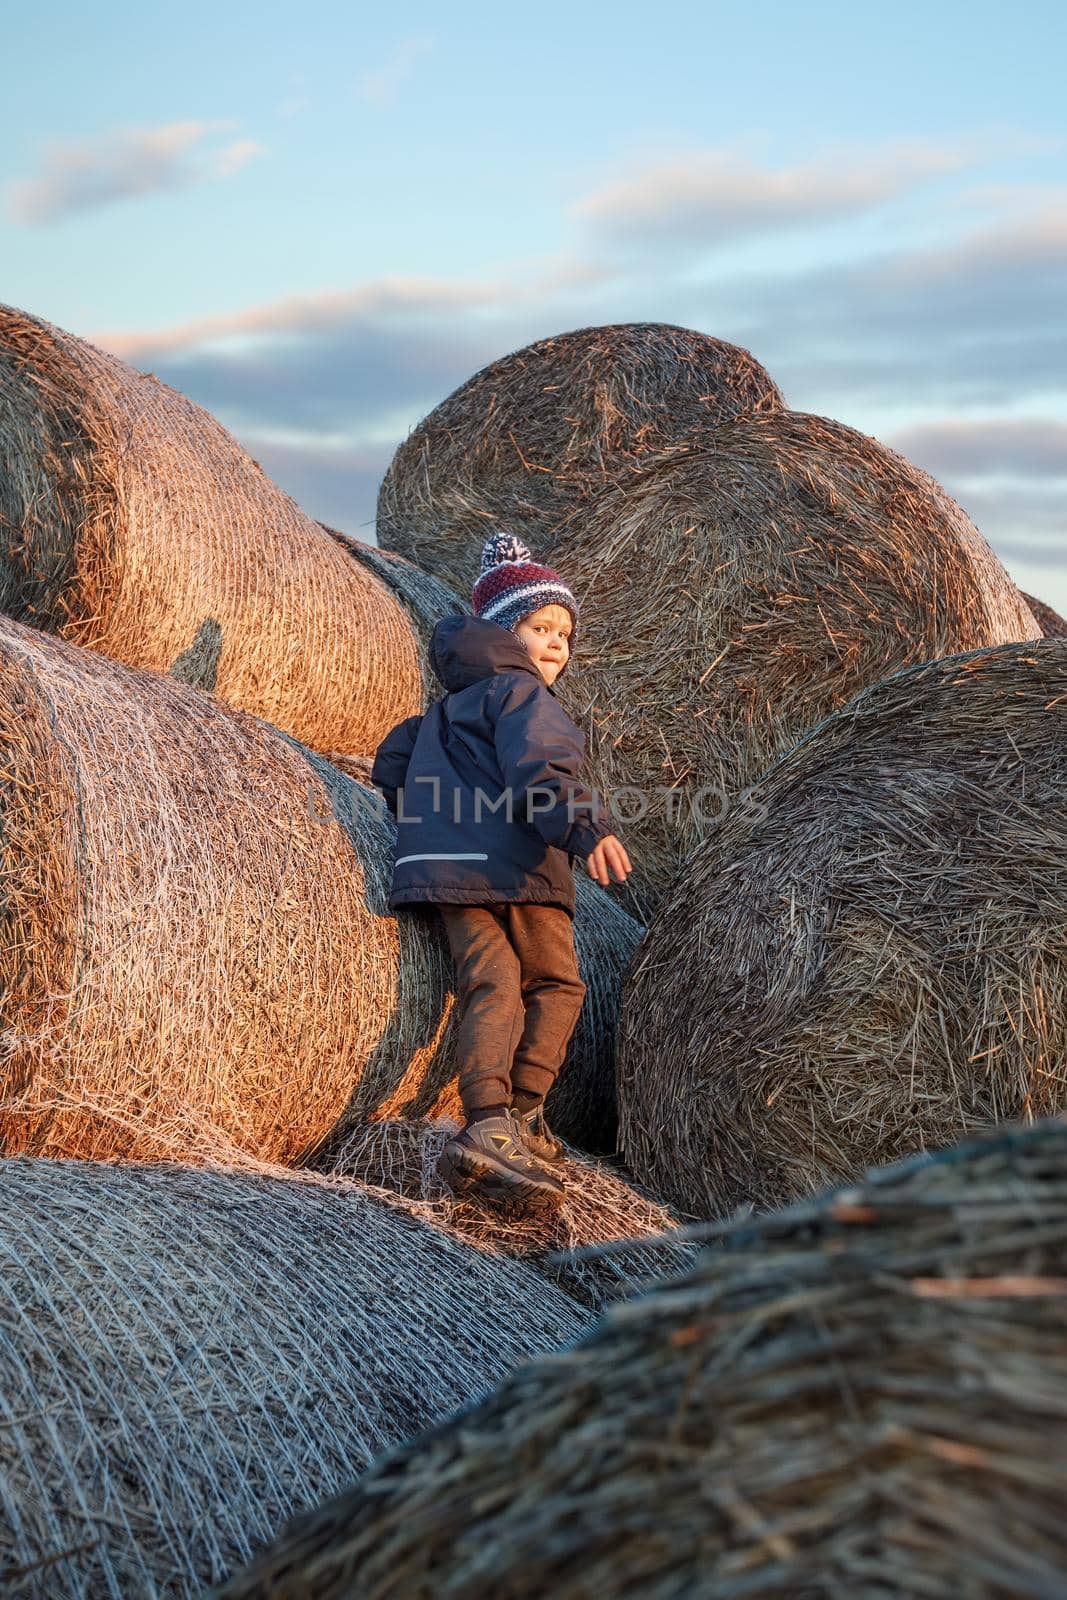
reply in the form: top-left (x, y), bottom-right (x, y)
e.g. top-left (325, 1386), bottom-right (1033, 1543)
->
top-left (370, 615), bottom-right (616, 919)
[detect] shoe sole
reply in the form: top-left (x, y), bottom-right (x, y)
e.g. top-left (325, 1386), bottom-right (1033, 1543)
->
top-left (437, 1145), bottom-right (565, 1220)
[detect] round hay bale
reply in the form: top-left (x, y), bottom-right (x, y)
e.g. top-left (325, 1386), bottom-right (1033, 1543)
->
top-left (212, 1120), bottom-right (1067, 1600)
top-left (617, 638), bottom-right (1067, 1220)
top-left (550, 413), bottom-right (1042, 921)
top-left (1021, 589), bottom-right (1067, 638)
top-left (0, 617), bottom-right (634, 1160)
top-left (325, 750), bottom-right (375, 783)
top-left (376, 322), bottom-right (784, 592)
top-left (320, 526), bottom-right (467, 714)
top-left (325, 1116), bottom-right (693, 1311)
top-left (0, 1157), bottom-right (590, 1599)
top-left (0, 304), bottom-right (423, 751)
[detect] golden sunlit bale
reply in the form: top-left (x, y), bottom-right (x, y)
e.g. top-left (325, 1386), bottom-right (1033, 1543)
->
top-left (321, 526), bottom-right (467, 705)
top-left (0, 304), bottom-right (423, 752)
top-left (0, 617), bottom-right (635, 1160)
top-left (617, 639), bottom-right (1067, 1220)
top-left (0, 1157), bottom-right (591, 1600)
top-left (376, 321), bottom-right (784, 593)
top-left (550, 414), bottom-right (1041, 920)
top-left (213, 1122), bottom-right (1067, 1600)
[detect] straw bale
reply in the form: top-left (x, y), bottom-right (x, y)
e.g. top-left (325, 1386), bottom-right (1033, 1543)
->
top-left (549, 413), bottom-right (1041, 921)
top-left (0, 1156), bottom-right (591, 1599)
top-left (319, 526), bottom-right (466, 709)
top-left (376, 322), bottom-right (784, 592)
top-left (325, 750), bottom-right (375, 783)
top-left (1021, 589), bottom-right (1067, 638)
top-left (0, 617), bottom-right (634, 1160)
top-left (212, 1119), bottom-right (1067, 1600)
top-left (325, 1116), bottom-right (694, 1311)
top-left (617, 638), bottom-right (1067, 1220)
top-left (0, 304), bottom-right (423, 751)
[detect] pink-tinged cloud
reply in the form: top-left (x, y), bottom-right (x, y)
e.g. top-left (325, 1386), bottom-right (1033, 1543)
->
top-left (572, 141), bottom-right (978, 248)
top-left (357, 34), bottom-right (434, 106)
top-left (6, 120), bottom-right (265, 224)
top-left (890, 419), bottom-right (1067, 479)
top-left (93, 265), bottom-right (600, 365)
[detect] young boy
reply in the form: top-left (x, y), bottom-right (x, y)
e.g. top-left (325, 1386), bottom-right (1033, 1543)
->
top-left (371, 532), bottom-right (631, 1218)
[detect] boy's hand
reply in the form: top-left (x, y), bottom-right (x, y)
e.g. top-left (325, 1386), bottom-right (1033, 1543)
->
top-left (586, 833), bottom-right (632, 887)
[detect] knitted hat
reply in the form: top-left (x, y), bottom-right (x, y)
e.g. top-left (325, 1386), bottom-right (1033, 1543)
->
top-left (471, 534), bottom-right (579, 666)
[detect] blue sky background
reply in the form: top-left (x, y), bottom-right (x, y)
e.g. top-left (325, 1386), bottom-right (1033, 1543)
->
top-left (3, 0), bottom-right (1065, 610)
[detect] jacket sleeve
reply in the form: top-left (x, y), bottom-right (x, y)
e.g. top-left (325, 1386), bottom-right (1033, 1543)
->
top-left (490, 675), bottom-right (615, 858)
top-left (370, 714), bottom-right (422, 818)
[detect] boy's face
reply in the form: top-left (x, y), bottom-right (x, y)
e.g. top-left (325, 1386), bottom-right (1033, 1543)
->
top-left (514, 604), bottom-right (572, 687)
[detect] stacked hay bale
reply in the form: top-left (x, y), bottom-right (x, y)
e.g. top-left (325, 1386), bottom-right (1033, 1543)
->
top-left (377, 325), bottom-right (1038, 919)
top-left (377, 321), bottom-right (785, 592)
top-left (0, 1157), bottom-right (591, 1599)
top-left (549, 419), bottom-right (1040, 917)
top-left (327, 1116), bottom-right (692, 1311)
top-left (213, 1120), bottom-right (1067, 1600)
top-left (1022, 589), bottom-right (1067, 638)
top-left (0, 615), bottom-right (635, 1160)
top-left (617, 638), bottom-right (1067, 1220)
top-left (0, 304), bottom-right (428, 752)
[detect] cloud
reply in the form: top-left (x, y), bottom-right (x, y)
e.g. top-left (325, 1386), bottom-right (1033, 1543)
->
top-left (214, 138), bottom-right (265, 179)
top-left (700, 211), bottom-right (1067, 413)
top-left (94, 274), bottom-right (545, 448)
top-left (99, 275), bottom-right (512, 364)
top-left (889, 419), bottom-right (1067, 481)
top-left (6, 120), bottom-right (265, 224)
top-left (573, 141), bottom-right (976, 251)
top-left (357, 35), bottom-right (434, 107)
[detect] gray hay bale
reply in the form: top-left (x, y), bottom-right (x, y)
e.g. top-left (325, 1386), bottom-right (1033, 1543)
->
top-left (326, 1117), bottom-right (693, 1312)
top-left (0, 304), bottom-right (424, 753)
top-left (1021, 589), bottom-right (1067, 638)
top-left (0, 1157), bottom-right (590, 1599)
top-left (549, 413), bottom-right (1041, 921)
top-left (376, 322), bottom-right (784, 593)
top-left (212, 1120), bottom-right (1067, 1600)
top-left (617, 638), bottom-right (1067, 1220)
top-left (0, 617), bottom-right (633, 1161)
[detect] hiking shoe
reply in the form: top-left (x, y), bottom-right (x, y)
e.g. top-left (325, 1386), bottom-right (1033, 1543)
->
top-left (512, 1102), bottom-right (564, 1165)
top-left (437, 1115), bottom-right (565, 1219)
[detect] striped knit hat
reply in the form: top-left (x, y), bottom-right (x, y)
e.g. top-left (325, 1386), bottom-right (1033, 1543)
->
top-left (471, 533), bottom-right (579, 665)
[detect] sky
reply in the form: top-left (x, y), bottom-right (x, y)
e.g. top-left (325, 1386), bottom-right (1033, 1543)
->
top-left (3, 0), bottom-right (1065, 612)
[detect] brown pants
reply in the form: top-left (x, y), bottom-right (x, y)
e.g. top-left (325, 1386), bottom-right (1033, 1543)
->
top-left (437, 903), bottom-right (588, 1115)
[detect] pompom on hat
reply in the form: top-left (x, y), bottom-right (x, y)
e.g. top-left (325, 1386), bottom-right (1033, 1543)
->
top-left (471, 533), bottom-right (580, 671)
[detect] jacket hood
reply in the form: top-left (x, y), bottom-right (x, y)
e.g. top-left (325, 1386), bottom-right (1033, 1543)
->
top-left (429, 614), bottom-right (565, 694)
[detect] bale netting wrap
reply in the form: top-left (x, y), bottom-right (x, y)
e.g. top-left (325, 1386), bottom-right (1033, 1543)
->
top-left (321, 526), bottom-right (466, 712)
top-left (0, 617), bottom-right (394, 1163)
top-left (0, 304), bottom-right (422, 751)
top-left (0, 619), bottom-right (635, 1160)
top-left (0, 1158), bottom-right (591, 1600)
top-left (550, 412), bottom-right (1041, 921)
top-left (617, 638), bottom-right (1067, 1221)
top-left (376, 321), bottom-right (784, 592)
top-left (325, 1116), bottom-right (693, 1311)
top-left (212, 1120), bottom-right (1067, 1600)
top-left (1021, 589), bottom-right (1067, 638)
